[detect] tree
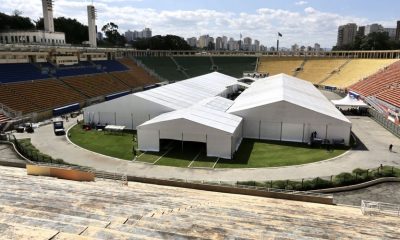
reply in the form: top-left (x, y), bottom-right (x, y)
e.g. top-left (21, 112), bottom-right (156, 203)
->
top-left (0, 12), bottom-right (35, 31)
top-left (131, 35), bottom-right (192, 50)
top-left (36, 17), bottom-right (89, 44)
top-left (101, 22), bottom-right (126, 46)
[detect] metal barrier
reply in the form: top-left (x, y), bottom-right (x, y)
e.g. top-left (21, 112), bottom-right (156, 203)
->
top-left (361, 200), bottom-right (400, 217)
top-left (368, 109), bottom-right (400, 138)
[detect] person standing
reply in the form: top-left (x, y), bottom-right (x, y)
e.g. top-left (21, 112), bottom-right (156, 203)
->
top-left (389, 144), bottom-right (393, 152)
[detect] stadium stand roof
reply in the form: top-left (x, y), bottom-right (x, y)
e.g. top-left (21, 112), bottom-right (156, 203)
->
top-left (134, 71), bottom-right (238, 110)
top-left (228, 74), bottom-right (351, 123)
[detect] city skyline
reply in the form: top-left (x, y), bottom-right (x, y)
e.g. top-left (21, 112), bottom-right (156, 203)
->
top-left (0, 0), bottom-right (399, 48)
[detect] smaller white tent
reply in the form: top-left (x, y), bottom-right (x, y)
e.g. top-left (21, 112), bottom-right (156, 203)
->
top-left (137, 97), bottom-right (243, 159)
top-left (331, 94), bottom-right (368, 107)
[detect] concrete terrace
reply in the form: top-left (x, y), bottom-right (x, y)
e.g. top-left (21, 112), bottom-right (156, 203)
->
top-left (0, 165), bottom-right (399, 239)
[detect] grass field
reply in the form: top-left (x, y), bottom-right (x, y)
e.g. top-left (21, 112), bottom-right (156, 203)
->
top-left (216, 139), bottom-right (348, 168)
top-left (69, 124), bottom-right (349, 168)
top-left (68, 124), bottom-right (138, 160)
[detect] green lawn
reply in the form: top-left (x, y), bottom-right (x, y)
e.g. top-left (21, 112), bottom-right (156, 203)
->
top-left (136, 152), bottom-right (163, 163)
top-left (68, 124), bottom-right (137, 160)
top-left (68, 124), bottom-right (349, 168)
top-left (216, 139), bottom-right (348, 168)
top-left (190, 153), bottom-right (218, 168)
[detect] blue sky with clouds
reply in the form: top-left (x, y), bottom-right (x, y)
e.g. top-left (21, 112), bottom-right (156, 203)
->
top-left (1, 0), bottom-right (399, 48)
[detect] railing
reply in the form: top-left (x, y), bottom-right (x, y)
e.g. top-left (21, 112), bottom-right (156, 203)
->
top-left (368, 108), bottom-right (400, 138)
top-left (361, 200), bottom-right (400, 217)
top-left (0, 103), bottom-right (22, 119)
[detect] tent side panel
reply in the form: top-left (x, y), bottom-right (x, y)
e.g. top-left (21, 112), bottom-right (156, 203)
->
top-left (137, 129), bottom-right (160, 152)
top-left (281, 123), bottom-right (304, 142)
top-left (207, 134), bottom-right (232, 159)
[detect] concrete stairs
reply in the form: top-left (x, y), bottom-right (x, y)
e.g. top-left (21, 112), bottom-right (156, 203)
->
top-left (0, 165), bottom-right (399, 239)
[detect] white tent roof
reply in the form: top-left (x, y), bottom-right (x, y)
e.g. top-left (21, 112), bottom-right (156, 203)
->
top-left (332, 94), bottom-right (368, 107)
top-left (228, 74), bottom-right (351, 123)
top-left (138, 97), bottom-right (242, 134)
top-left (134, 72), bottom-right (238, 110)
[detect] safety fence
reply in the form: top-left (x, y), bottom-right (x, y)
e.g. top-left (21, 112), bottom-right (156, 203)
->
top-left (369, 109), bottom-right (400, 138)
top-left (361, 200), bottom-right (400, 217)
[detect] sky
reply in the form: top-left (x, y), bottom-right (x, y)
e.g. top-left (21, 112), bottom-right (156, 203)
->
top-left (1, 0), bottom-right (399, 48)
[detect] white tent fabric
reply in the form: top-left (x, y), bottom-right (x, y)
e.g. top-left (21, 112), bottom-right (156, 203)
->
top-left (228, 74), bottom-right (352, 145)
top-left (331, 94), bottom-right (368, 107)
top-left (83, 72), bottom-right (239, 129)
top-left (137, 97), bottom-right (243, 159)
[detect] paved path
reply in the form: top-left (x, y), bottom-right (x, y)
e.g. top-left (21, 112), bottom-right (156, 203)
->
top-left (0, 143), bottom-right (26, 167)
top-left (14, 115), bottom-right (400, 182)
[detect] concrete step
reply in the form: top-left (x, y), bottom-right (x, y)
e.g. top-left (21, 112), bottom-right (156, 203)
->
top-left (81, 226), bottom-right (158, 240)
top-left (0, 222), bottom-right (58, 240)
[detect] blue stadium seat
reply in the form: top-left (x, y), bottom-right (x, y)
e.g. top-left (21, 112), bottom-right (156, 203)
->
top-left (0, 63), bottom-right (50, 83)
top-left (93, 60), bottom-right (129, 72)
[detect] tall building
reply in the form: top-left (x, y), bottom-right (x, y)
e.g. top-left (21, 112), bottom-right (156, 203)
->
top-left (291, 44), bottom-right (299, 52)
top-left (357, 26), bottom-right (366, 37)
top-left (222, 36), bottom-right (228, 49)
top-left (186, 37), bottom-right (197, 48)
top-left (384, 28), bottom-right (397, 40)
top-left (142, 28), bottom-right (152, 39)
top-left (87, 5), bottom-right (97, 48)
top-left (337, 23), bottom-right (357, 47)
top-left (42, 0), bottom-right (54, 33)
top-left (314, 43), bottom-right (321, 52)
top-left (198, 35), bottom-right (210, 48)
top-left (254, 40), bottom-right (260, 51)
top-left (125, 28), bottom-right (152, 42)
top-left (396, 21), bottom-right (400, 41)
top-left (215, 37), bottom-right (223, 50)
top-left (243, 37), bottom-right (252, 50)
top-left (365, 24), bottom-right (384, 35)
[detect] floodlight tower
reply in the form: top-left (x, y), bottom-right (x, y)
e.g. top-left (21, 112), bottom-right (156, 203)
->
top-left (87, 4), bottom-right (97, 48)
top-left (42, 0), bottom-right (55, 32)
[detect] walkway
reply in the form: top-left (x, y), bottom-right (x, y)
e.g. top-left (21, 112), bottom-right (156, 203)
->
top-left (14, 115), bottom-right (400, 182)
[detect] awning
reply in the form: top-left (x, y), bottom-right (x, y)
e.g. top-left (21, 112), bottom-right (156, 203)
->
top-left (331, 94), bottom-right (368, 107)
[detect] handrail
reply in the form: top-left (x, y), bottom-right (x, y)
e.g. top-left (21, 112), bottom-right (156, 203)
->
top-left (361, 200), bottom-right (400, 216)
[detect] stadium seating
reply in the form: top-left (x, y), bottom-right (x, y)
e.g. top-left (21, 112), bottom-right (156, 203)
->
top-left (0, 113), bottom-right (10, 124)
top-left (0, 165), bottom-right (399, 239)
top-left (0, 63), bottom-right (49, 83)
top-left (55, 65), bottom-right (101, 78)
top-left (258, 57), bottom-right (304, 76)
top-left (322, 59), bottom-right (398, 88)
top-left (213, 57), bottom-right (258, 78)
top-left (114, 58), bottom-right (159, 87)
top-left (0, 84), bottom-right (42, 114)
top-left (296, 58), bottom-right (348, 84)
top-left (135, 57), bottom-right (190, 81)
top-left (93, 60), bottom-right (129, 72)
top-left (3, 79), bottom-right (86, 113)
top-left (61, 73), bottom-right (129, 98)
top-left (174, 56), bottom-right (214, 77)
top-left (350, 60), bottom-right (400, 107)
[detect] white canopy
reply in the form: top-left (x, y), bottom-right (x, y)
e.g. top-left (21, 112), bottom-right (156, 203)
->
top-left (331, 94), bottom-right (368, 107)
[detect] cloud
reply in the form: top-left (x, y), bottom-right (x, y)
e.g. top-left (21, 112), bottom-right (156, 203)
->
top-left (295, 1), bottom-right (308, 6)
top-left (0, 0), bottom-right (390, 48)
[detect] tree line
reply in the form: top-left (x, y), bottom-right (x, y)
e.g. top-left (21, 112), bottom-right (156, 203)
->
top-left (333, 32), bottom-right (400, 51)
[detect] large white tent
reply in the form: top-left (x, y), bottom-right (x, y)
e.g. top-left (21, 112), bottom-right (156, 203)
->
top-left (227, 74), bottom-right (352, 145)
top-left (83, 72), bottom-right (239, 129)
top-left (137, 97), bottom-right (243, 159)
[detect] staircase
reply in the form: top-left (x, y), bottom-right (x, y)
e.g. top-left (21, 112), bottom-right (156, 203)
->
top-left (319, 59), bottom-right (352, 85)
top-left (293, 59), bottom-right (307, 77)
top-left (209, 56), bottom-right (218, 71)
top-left (170, 56), bottom-right (190, 78)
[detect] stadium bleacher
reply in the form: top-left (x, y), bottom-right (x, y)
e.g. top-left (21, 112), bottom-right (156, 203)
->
top-left (350, 60), bottom-right (400, 107)
top-left (174, 56), bottom-right (214, 77)
top-left (136, 56), bottom-right (187, 81)
top-left (0, 113), bottom-right (10, 125)
top-left (213, 57), bottom-right (257, 78)
top-left (0, 63), bottom-right (50, 83)
top-left (93, 60), bottom-right (129, 72)
top-left (258, 57), bottom-right (304, 76)
top-left (113, 58), bottom-right (159, 87)
top-left (322, 59), bottom-right (398, 88)
top-left (0, 165), bottom-right (399, 239)
top-left (296, 58), bottom-right (348, 84)
top-left (0, 79), bottom-right (87, 115)
top-left (61, 73), bottom-right (129, 98)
